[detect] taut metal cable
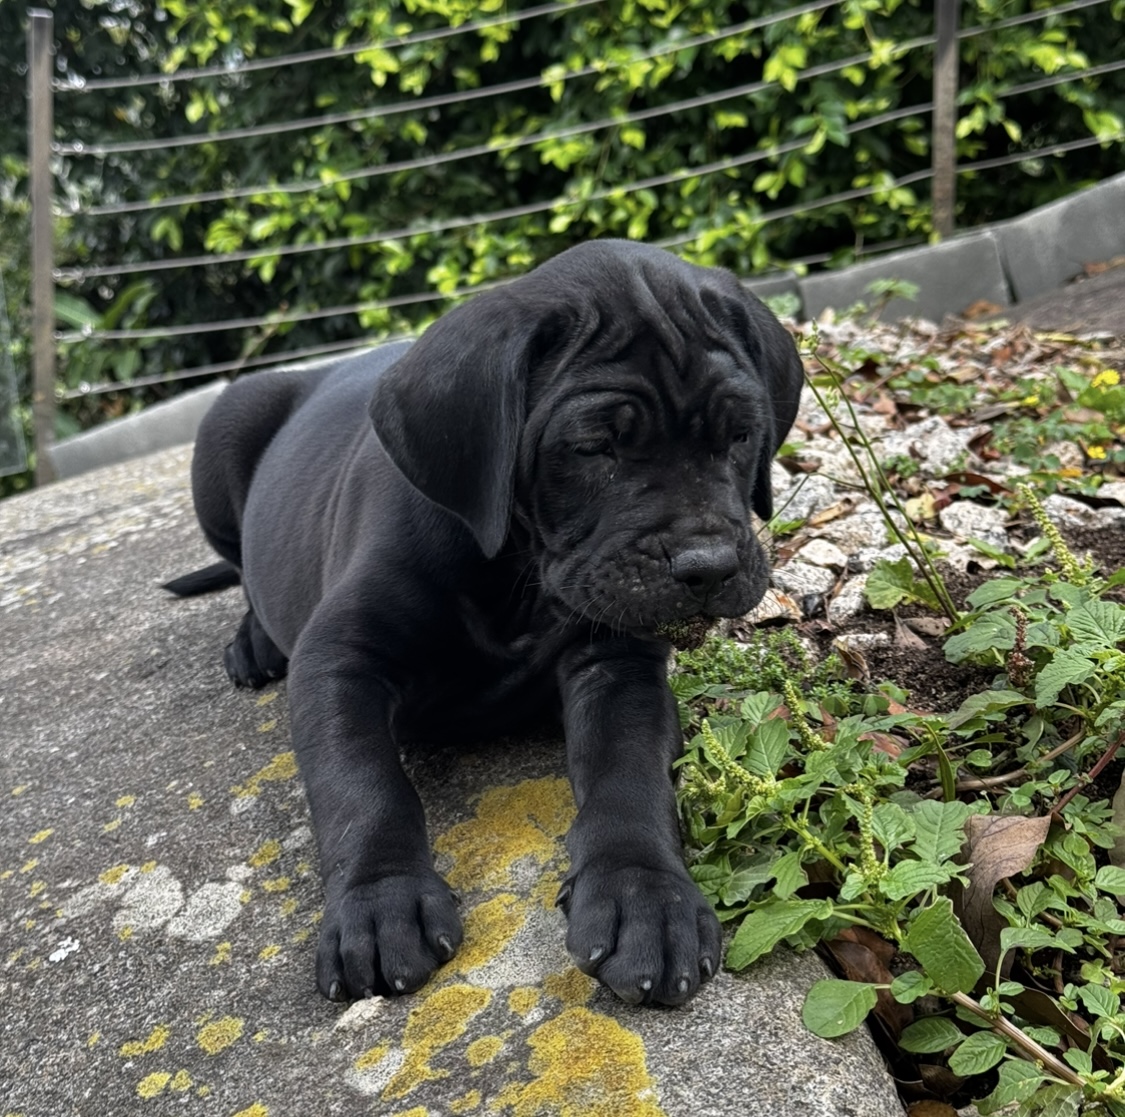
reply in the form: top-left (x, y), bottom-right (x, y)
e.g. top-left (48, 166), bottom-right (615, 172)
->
top-left (55, 0), bottom-right (846, 157)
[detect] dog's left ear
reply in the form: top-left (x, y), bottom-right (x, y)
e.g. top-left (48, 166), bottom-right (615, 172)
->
top-left (369, 290), bottom-right (549, 559)
top-left (707, 284), bottom-right (804, 523)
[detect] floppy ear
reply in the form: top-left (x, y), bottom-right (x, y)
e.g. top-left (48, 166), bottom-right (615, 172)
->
top-left (719, 285), bottom-right (805, 523)
top-left (368, 291), bottom-right (541, 558)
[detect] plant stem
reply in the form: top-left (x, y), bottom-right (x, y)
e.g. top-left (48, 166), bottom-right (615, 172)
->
top-left (1050, 730), bottom-right (1125, 824)
top-left (949, 990), bottom-right (1084, 1088)
top-left (805, 352), bottom-right (961, 622)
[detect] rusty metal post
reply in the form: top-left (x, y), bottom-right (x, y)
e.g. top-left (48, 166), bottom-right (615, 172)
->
top-left (29, 8), bottom-right (57, 484)
top-left (932, 0), bottom-right (960, 239)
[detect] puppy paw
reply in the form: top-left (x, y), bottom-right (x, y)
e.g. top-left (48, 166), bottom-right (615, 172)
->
top-left (557, 865), bottom-right (722, 1006)
top-left (315, 872), bottom-right (462, 1001)
top-left (223, 609), bottom-right (288, 689)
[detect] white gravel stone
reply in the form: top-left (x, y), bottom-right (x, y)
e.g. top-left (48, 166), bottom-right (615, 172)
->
top-left (775, 474), bottom-right (839, 523)
top-left (1096, 481), bottom-right (1125, 506)
top-left (878, 415), bottom-right (988, 475)
top-left (938, 501), bottom-right (1010, 547)
top-left (771, 561), bottom-right (837, 597)
top-left (816, 509), bottom-right (895, 552)
top-left (1042, 494), bottom-right (1125, 530)
top-left (795, 538), bottom-right (848, 570)
top-left (827, 573), bottom-right (869, 624)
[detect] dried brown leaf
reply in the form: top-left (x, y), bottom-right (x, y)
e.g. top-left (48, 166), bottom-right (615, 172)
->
top-left (956, 814), bottom-right (1053, 976)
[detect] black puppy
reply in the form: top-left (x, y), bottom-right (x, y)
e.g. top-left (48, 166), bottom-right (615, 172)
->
top-left (166, 240), bottom-right (803, 1006)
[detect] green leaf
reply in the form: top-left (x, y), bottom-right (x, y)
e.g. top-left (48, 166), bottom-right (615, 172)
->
top-left (947, 689), bottom-right (1028, 730)
top-left (1077, 981), bottom-right (1119, 1019)
top-left (1034, 648), bottom-right (1095, 706)
top-left (801, 979), bottom-right (878, 1038)
top-left (965, 578), bottom-right (1029, 608)
top-left (865, 557), bottom-right (938, 610)
top-left (726, 900), bottom-right (831, 970)
top-left (770, 850), bottom-right (808, 901)
top-left (910, 799), bottom-right (973, 861)
top-left (947, 1029), bottom-right (1007, 1075)
top-left (878, 859), bottom-right (956, 901)
top-left (1095, 865), bottom-right (1125, 894)
top-left (871, 801), bottom-right (913, 851)
top-left (1000, 925), bottom-right (1064, 958)
top-left (744, 717), bottom-right (790, 778)
top-left (975, 1058), bottom-right (1047, 1114)
top-left (898, 1015), bottom-right (963, 1053)
top-left (1066, 599), bottom-right (1125, 647)
top-left (890, 970), bottom-right (934, 1004)
top-left (904, 898), bottom-right (985, 994)
top-left (944, 613), bottom-right (1018, 663)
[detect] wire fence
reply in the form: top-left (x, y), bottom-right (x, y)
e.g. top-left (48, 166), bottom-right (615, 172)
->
top-left (16, 0), bottom-right (1125, 483)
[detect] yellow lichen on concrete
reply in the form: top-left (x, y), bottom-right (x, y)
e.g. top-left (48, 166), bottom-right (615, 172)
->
top-left (140, 861), bottom-right (157, 874)
top-left (256, 692), bottom-right (278, 707)
top-left (11, 784), bottom-right (28, 795)
top-left (262, 877), bottom-right (290, 893)
top-left (119, 1024), bottom-right (171, 1057)
top-left (258, 944), bottom-right (281, 961)
top-left (116, 795), bottom-right (136, 808)
top-left (451, 1091), bottom-right (482, 1114)
top-left (99, 864), bottom-right (131, 885)
top-left (135, 1072), bottom-right (172, 1098)
top-left (20, 858), bottom-right (37, 874)
top-left (187, 793), bottom-right (204, 810)
top-left (382, 985), bottom-right (492, 1101)
top-left (170, 1070), bottom-right (192, 1092)
top-left (103, 818), bottom-right (122, 833)
top-left (434, 778), bottom-right (574, 893)
top-left (466, 1035), bottom-right (504, 1067)
top-left (196, 1016), bottom-right (244, 1055)
top-left (248, 840), bottom-right (281, 868)
top-left (87, 1032), bottom-right (100, 1048)
top-left (507, 988), bottom-right (540, 1017)
top-left (494, 1008), bottom-right (666, 1117)
top-left (232, 752), bottom-right (297, 798)
top-left (28, 881), bottom-right (45, 898)
top-left (28, 829), bottom-right (53, 845)
top-left (279, 897), bottom-right (299, 917)
top-left (258, 719), bottom-right (278, 733)
top-left (354, 1043), bottom-right (390, 1071)
top-left (542, 968), bottom-right (593, 1009)
top-left (390, 1109), bottom-right (429, 1117)
top-left (231, 1105), bottom-right (268, 1117)
top-left (450, 894), bottom-right (526, 975)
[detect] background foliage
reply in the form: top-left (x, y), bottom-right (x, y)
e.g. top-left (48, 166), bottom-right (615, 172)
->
top-left (0, 0), bottom-right (1123, 493)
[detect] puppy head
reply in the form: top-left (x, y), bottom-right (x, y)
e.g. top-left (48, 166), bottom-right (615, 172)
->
top-left (370, 241), bottom-right (803, 628)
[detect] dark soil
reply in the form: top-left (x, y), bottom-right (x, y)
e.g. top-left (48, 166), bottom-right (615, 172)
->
top-left (824, 525), bottom-right (1125, 715)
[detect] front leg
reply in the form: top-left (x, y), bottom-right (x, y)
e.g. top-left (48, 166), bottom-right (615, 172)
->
top-left (288, 615), bottom-right (462, 1001)
top-left (556, 636), bottom-right (722, 1006)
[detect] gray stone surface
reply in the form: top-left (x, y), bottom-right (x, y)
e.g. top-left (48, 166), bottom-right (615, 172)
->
top-left (49, 378), bottom-right (229, 479)
top-left (997, 171), bottom-right (1125, 302)
top-left (798, 230), bottom-right (1010, 322)
top-left (0, 447), bottom-right (905, 1117)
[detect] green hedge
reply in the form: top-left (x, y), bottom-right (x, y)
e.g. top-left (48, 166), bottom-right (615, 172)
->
top-left (0, 0), bottom-right (1123, 492)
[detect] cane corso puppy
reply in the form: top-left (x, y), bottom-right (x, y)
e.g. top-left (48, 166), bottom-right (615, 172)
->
top-left (166, 240), bottom-right (803, 1006)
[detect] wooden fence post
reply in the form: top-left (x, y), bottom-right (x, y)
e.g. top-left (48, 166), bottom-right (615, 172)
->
top-left (28, 8), bottom-right (57, 485)
top-left (932, 0), bottom-right (960, 239)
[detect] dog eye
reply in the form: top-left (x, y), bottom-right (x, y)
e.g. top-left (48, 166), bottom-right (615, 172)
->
top-left (572, 438), bottom-right (614, 457)
top-left (732, 431), bottom-right (751, 444)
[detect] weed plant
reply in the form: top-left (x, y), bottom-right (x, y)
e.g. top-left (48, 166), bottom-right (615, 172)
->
top-left (675, 335), bottom-right (1125, 1113)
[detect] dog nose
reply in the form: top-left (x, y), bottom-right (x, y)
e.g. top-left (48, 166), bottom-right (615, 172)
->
top-left (670, 543), bottom-right (740, 594)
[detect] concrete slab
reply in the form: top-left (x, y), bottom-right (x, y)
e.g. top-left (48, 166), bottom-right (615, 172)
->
top-left (0, 447), bottom-right (905, 1117)
top-left (49, 378), bottom-right (229, 480)
top-left (997, 171), bottom-right (1125, 302)
top-left (798, 229), bottom-right (1010, 322)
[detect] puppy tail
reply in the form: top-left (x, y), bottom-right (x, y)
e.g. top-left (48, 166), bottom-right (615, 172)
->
top-left (162, 560), bottom-right (242, 597)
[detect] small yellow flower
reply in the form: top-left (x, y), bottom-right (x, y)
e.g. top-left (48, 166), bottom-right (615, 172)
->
top-left (1086, 444), bottom-right (1107, 460)
top-left (1091, 368), bottom-right (1120, 389)
top-left (1020, 394), bottom-right (1040, 407)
